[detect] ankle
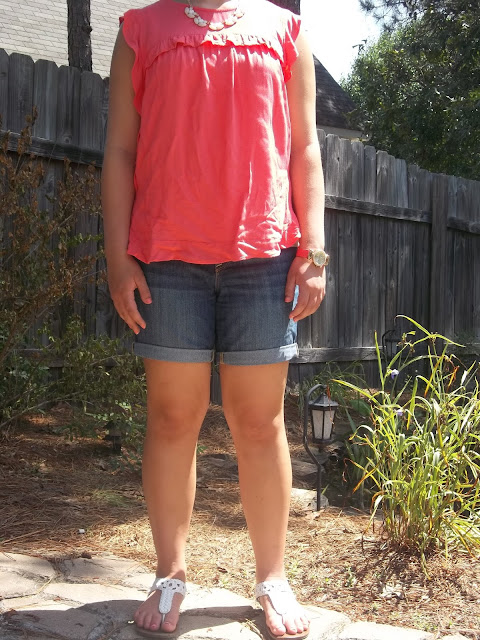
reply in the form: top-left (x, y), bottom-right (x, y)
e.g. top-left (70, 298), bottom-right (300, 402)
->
top-left (155, 564), bottom-right (187, 582)
top-left (255, 571), bottom-right (287, 584)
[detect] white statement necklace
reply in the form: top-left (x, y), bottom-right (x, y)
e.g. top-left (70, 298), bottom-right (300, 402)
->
top-left (184, 0), bottom-right (245, 31)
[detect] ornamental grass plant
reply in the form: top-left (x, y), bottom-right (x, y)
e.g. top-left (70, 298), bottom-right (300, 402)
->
top-left (337, 317), bottom-right (480, 571)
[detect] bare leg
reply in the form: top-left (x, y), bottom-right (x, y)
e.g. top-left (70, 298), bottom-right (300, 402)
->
top-left (220, 362), bottom-right (309, 638)
top-left (134, 359), bottom-right (211, 634)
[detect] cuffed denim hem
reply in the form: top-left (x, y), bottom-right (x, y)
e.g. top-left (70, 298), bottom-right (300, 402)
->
top-left (134, 343), bottom-right (214, 363)
top-left (216, 343), bottom-right (299, 366)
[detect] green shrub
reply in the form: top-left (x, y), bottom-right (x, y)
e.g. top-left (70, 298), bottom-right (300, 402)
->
top-left (337, 317), bottom-right (480, 570)
top-left (51, 316), bottom-right (146, 442)
top-left (0, 113), bottom-right (101, 429)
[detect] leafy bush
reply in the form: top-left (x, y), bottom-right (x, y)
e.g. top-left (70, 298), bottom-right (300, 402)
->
top-left (0, 112), bottom-right (106, 430)
top-left (50, 316), bottom-right (146, 442)
top-left (337, 317), bottom-right (480, 570)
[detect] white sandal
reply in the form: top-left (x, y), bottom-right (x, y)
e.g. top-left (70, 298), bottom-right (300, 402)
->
top-left (255, 580), bottom-right (310, 640)
top-left (135, 577), bottom-right (187, 638)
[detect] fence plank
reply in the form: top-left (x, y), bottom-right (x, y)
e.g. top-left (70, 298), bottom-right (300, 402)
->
top-left (31, 60), bottom-right (60, 344)
top-left (364, 145), bottom-right (376, 203)
top-left (395, 158), bottom-right (414, 328)
top-left (7, 53), bottom-right (34, 133)
top-left (79, 71), bottom-right (105, 151)
top-left (317, 128), bottom-right (327, 181)
top-left (313, 134), bottom-right (342, 348)
top-left (338, 139), bottom-right (363, 347)
top-left (56, 64), bottom-right (81, 146)
top-left (76, 71), bottom-right (105, 336)
top-left (430, 174), bottom-right (450, 335)
top-left (33, 59), bottom-right (58, 141)
top-left (409, 167), bottom-right (432, 331)
top-left (472, 181), bottom-right (480, 341)
top-left (0, 49), bottom-right (9, 128)
top-left (292, 346), bottom-right (378, 363)
top-left (377, 152), bottom-right (398, 331)
top-left (101, 77), bottom-right (110, 154)
top-left (453, 178), bottom-right (477, 340)
top-left (311, 208), bottom-right (337, 348)
top-left (96, 78), bottom-right (113, 338)
top-left (363, 144), bottom-right (382, 343)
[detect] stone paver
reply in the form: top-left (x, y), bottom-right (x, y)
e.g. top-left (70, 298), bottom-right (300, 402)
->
top-left (0, 553), bottom-right (56, 579)
top-left (43, 581), bottom-right (146, 606)
top-left (306, 607), bottom-right (352, 639)
top-left (290, 488), bottom-right (329, 510)
top-left (0, 553), bottom-right (466, 640)
top-left (60, 554), bottom-right (147, 581)
top-left (0, 569), bottom-right (42, 599)
top-left (339, 621), bottom-right (434, 640)
top-left (183, 584), bottom-right (253, 613)
top-left (7, 602), bottom-right (101, 640)
top-left (123, 572), bottom-right (154, 591)
top-left (0, 594), bottom-right (45, 613)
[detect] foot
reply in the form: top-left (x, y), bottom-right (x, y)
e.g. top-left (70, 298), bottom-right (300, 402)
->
top-left (256, 580), bottom-right (310, 638)
top-left (134, 577), bottom-right (186, 635)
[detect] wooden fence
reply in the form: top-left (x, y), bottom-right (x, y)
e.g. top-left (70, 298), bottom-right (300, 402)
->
top-left (2, 49), bottom-right (480, 389)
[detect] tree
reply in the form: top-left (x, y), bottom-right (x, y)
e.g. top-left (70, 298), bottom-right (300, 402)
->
top-left (268, 0), bottom-right (300, 15)
top-left (342, 1), bottom-right (480, 179)
top-left (67, 0), bottom-right (92, 71)
top-left (359, 0), bottom-right (478, 29)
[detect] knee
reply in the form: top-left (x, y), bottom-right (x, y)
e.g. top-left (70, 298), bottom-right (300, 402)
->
top-left (146, 401), bottom-right (208, 442)
top-left (224, 406), bottom-right (285, 446)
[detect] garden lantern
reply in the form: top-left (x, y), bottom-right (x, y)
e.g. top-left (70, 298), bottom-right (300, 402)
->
top-left (303, 384), bottom-right (339, 510)
top-left (382, 327), bottom-right (402, 363)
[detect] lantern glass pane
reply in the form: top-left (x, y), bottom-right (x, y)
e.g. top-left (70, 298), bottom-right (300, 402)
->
top-left (312, 408), bottom-right (335, 441)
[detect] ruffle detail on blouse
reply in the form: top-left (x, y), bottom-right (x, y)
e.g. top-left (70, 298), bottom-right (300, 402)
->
top-left (143, 32), bottom-right (286, 72)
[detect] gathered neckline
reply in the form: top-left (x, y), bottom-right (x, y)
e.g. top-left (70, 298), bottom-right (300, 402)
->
top-left (168, 0), bottom-right (245, 12)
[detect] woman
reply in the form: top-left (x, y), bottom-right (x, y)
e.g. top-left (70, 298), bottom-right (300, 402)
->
top-left (101, 0), bottom-right (326, 637)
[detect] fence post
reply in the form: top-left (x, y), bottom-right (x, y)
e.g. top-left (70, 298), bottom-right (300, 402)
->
top-left (430, 174), bottom-right (449, 335)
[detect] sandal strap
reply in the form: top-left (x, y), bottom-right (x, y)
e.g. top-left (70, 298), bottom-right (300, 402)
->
top-left (255, 579), bottom-right (297, 617)
top-left (149, 577), bottom-right (187, 615)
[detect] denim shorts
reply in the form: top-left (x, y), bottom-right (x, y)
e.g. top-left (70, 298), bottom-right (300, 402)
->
top-left (133, 247), bottom-right (299, 366)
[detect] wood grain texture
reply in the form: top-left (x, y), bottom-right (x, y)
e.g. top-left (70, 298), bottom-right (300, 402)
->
top-left (430, 174), bottom-right (450, 335)
top-left (33, 59), bottom-right (59, 141)
top-left (0, 49), bottom-right (10, 129)
top-left (7, 52), bottom-right (34, 133)
top-left (1, 52), bottom-right (479, 386)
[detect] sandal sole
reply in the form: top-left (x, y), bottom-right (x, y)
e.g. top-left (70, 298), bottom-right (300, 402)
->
top-left (265, 629), bottom-right (309, 640)
top-left (135, 625), bottom-right (177, 638)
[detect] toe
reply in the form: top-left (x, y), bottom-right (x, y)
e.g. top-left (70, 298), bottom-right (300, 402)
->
top-left (282, 613), bottom-right (298, 635)
top-left (134, 591), bottom-right (163, 631)
top-left (258, 595), bottom-right (286, 637)
top-left (160, 591), bottom-right (183, 633)
top-left (294, 613), bottom-right (306, 631)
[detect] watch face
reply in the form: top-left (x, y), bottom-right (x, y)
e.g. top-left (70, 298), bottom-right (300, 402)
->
top-left (311, 249), bottom-right (328, 267)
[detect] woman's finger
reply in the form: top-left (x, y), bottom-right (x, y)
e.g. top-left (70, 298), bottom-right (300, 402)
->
top-left (136, 273), bottom-right (152, 305)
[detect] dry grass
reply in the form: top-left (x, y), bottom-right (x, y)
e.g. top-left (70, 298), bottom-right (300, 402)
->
top-left (1, 400), bottom-right (479, 636)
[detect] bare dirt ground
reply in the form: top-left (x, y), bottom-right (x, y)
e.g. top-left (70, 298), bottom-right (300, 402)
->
top-left (1, 398), bottom-right (479, 637)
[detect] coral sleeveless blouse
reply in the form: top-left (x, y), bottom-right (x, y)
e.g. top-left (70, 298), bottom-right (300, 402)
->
top-left (120, 0), bottom-right (301, 264)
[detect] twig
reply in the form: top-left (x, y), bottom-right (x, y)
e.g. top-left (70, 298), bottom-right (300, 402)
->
top-left (1, 528), bottom-right (47, 545)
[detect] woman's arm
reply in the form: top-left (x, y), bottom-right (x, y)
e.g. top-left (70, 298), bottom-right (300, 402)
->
top-left (284, 30), bottom-right (326, 322)
top-left (101, 26), bottom-right (151, 334)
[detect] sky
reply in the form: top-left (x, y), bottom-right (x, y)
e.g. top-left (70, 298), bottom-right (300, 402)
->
top-left (300, 0), bottom-right (382, 83)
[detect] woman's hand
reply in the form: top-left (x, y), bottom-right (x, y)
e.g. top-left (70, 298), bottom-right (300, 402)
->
top-left (107, 255), bottom-right (152, 334)
top-left (285, 257), bottom-right (326, 322)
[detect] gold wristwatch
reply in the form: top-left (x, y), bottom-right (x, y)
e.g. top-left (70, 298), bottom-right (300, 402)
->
top-left (296, 248), bottom-right (330, 268)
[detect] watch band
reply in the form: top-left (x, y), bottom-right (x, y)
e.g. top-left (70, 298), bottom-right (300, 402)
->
top-left (296, 248), bottom-right (310, 259)
top-left (296, 247), bottom-right (330, 267)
